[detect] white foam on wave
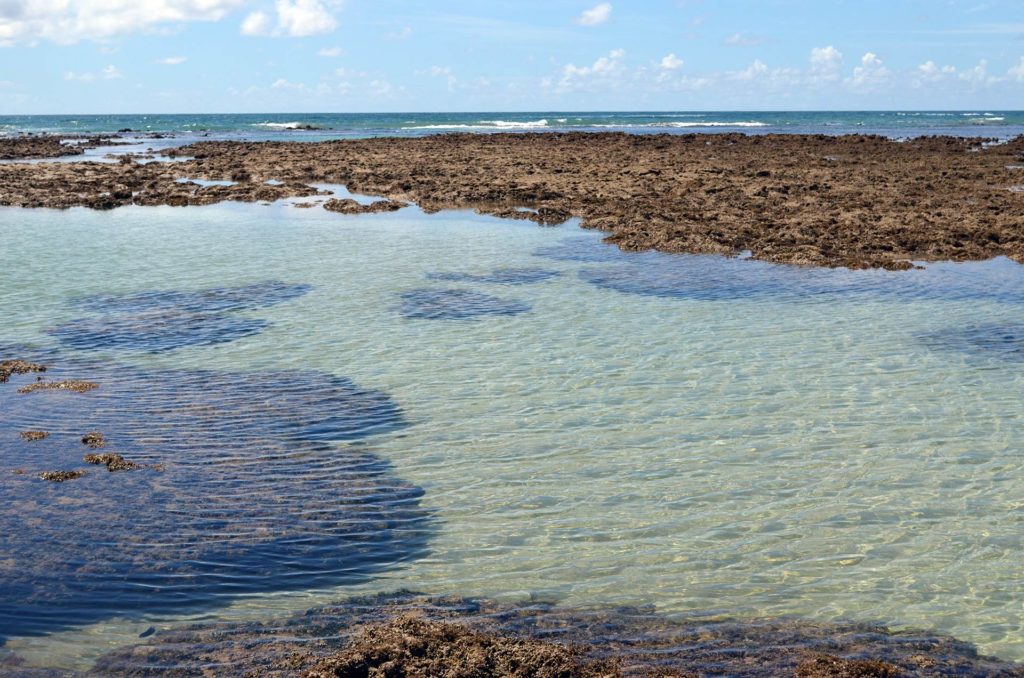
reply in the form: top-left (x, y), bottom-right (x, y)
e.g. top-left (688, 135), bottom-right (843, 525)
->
top-left (405, 119), bottom-right (549, 130)
top-left (252, 122), bottom-right (313, 129)
top-left (591, 121), bottom-right (769, 129)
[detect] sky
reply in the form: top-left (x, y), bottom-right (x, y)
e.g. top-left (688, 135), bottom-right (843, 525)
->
top-left (1, 0), bottom-right (1023, 113)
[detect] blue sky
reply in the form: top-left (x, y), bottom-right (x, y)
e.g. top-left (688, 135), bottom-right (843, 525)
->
top-left (1, 0), bottom-right (1023, 113)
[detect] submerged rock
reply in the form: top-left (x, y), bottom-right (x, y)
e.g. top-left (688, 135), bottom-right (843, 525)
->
top-left (19, 431), bottom-right (48, 441)
top-left (398, 288), bottom-right (531, 320)
top-left (303, 615), bottom-right (615, 678)
top-left (426, 267), bottom-right (562, 285)
top-left (90, 591), bottom-right (1024, 678)
top-left (18, 380), bottom-right (97, 394)
top-left (0, 353), bottom-right (426, 639)
top-left (51, 310), bottom-right (268, 353)
top-left (0, 360), bottom-right (46, 384)
top-left (81, 431), bottom-right (105, 448)
top-left (71, 280), bottom-right (311, 315)
top-left (37, 470), bottom-right (87, 483)
top-left (323, 198), bottom-right (408, 214)
top-left (54, 281), bottom-right (312, 354)
top-left (83, 452), bottom-right (140, 472)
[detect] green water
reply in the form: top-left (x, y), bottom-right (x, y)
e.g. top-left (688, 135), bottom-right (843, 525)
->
top-left (1, 200), bottom-right (1022, 668)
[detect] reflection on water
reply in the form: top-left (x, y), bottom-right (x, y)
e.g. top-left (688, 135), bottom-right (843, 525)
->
top-left (1, 202), bottom-right (1024, 669)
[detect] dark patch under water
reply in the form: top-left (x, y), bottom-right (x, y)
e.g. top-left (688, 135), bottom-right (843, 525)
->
top-left (51, 281), bottom-right (311, 353)
top-left (80, 591), bottom-right (1023, 677)
top-left (71, 281), bottom-right (312, 315)
top-left (538, 238), bottom-right (1024, 304)
top-left (50, 310), bottom-right (267, 353)
top-left (398, 289), bottom-right (531, 320)
top-left (0, 351), bottom-right (429, 640)
top-left (426, 267), bottom-right (562, 285)
top-left (920, 324), bottom-right (1024, 362)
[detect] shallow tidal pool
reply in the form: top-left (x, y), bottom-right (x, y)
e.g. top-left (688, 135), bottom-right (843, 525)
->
top-left (1, 199), bottom-right (1023, 669)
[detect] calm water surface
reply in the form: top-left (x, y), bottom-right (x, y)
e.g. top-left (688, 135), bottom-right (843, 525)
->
top-left (1, 199), bottom-right (1022, 669)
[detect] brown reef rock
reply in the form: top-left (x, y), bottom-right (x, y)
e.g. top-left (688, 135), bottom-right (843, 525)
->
top-left (38, 470), bottom-right (87, 483)
top-left (19, 431), bottom-right (49, 441)
top-left (81, 431), bottom-right (106, 448)
top-left (83, 452), bottom-right (142, 472)
top-left (17, 379), bottom-right (98, 394)
top-left (303, 615), bottom-right (620, 678)
top-left (2, 133), bottom-right (1024, 269)
top-left (0, 359), bottom-right (46, 383)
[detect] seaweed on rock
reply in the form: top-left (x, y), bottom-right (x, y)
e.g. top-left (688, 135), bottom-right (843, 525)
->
top-left (88, 591), bottom-right (1024, 677)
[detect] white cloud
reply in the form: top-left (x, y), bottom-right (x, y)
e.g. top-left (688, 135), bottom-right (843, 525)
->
top-left (847, 52), bottom-right (890, 90)
top-left (158, 56), bottom-right (187, 65)
top-left (659, 53), bottom-right (683, 70)
top-left (64, 71), bottom-right (96, 82)
top-left (735, 59), bottom-right (769, 81)
top-left (62, 65), bottom-right (121, 82)
top-left (1009, 57), bottom-right (1024, 82)
top-left (318, 46), bottom-right (344, 57)
top-left (240, 10), bottom-right (271, 35)
top-left (1, 0), bottom-right (244, 44)
top-left (809, 45), bottom-right (843, 81)
top-left (242, 0), bottom-right (339, 38)
top-left (420, 65), bottom-right (457, 92)
top-left (724, 32), bottom-right (763, 46)
top-left (577, 2), bottom-right (611, 26)
top-left (959, 59), bottom-right (1000, 86)
top-left (276, 0), bottom-right (336, 36)
top-left (370, 79), bottom-right (392, 96)
top-left (271, 77), bottom-right (305, 90)
top-left (386, 26), bottom-right (411, 40)
top-left (915, 60), bottom-right (956, 83)
top-left (559, 48), bottom-right (625, 90)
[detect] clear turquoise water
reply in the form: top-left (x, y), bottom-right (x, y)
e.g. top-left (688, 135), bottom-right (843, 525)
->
top-left (1, 198), bottom-right (1023, 669)
top-left (2, 110), bottom-right (1023, 140)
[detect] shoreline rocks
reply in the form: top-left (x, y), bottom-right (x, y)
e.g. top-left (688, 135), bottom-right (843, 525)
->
top-left (1, 133), bottom-right (1023, 269)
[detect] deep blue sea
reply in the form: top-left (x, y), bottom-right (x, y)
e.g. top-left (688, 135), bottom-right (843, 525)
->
top-left (1, 111), bottom-right (1022, 140)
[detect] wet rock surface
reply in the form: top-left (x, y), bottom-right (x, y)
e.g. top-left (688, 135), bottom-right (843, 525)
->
top-left (0, 351), bottom-right (427, 639)
top-left (4, 133), bottom-right (1024, 269)
top-left (17, 379), bottom-right (98, 394)
top-left (427, 267), bottom-right (562, 285)
top-left (37, 470), bottom-right (87, 483)
top-left (398, 289), bottom-right (531, 320)
top-left (80, 431), bottom-right (105, 448)
top-left (323, 198), bottom-right (408, 214)
top-left (85, 591), bottom-right (1024, 677)
top-left (0, 136), bottom-right (113, 160)
top-left (0, 360), bottom-right (46, 383)
top-left (19, 431), bottom-right (49, 441)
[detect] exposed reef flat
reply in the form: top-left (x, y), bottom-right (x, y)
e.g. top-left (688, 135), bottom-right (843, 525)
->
top-left (3, 133), bottom-right (1024, 269)
top-left (81, 591), bottom-right (1024, 677)
top-left (0, 135), bottom-right (115, 160)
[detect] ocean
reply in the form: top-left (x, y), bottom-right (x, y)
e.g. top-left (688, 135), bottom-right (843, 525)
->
top-left (2, 110), bottom-right (1023, 140)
